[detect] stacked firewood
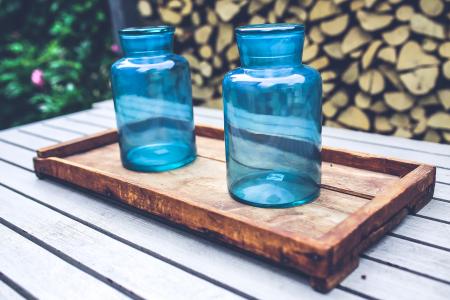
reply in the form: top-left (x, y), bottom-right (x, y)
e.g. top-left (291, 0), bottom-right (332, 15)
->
top-left (136, 0), bottom-right (450, 143)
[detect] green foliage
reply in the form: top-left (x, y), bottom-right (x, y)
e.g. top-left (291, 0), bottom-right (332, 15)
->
top-left (0, 0), bottom-right (116, 129)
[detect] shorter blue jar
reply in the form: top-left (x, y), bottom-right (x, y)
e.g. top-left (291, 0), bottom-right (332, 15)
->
top-left (222, 24), bottom-right (322, 208)
top-left (111, 26), bottom-right (196, 172)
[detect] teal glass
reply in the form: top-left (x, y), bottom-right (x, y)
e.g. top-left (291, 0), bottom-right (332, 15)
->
top-left (111, 26), bottom-right (196, 172)
top-left (222, 24), bottom-right (322, 208)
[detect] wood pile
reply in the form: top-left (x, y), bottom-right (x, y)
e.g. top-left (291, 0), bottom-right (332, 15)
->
top-left (136, 0), bottom-right (450, 144)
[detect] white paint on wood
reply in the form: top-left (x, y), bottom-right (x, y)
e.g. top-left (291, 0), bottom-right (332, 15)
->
top-left (0, 280), bottom-right (25, 300)
top-left (20, 123), bottom-right (81, 141)
top-left (94, 100), bottom-right (450, 158)
top-left (0, 225), bottom-right (126, 300)
top-left (0, 129), bottom-right (56, 150)
top-left (417, 199), bottom-right (450, 223)
top-left (341, 259), bottom-right (450, 300)
top-left (393, 216), bottom-right (450, 250)
top-left (1, 103), bottom-right (450, 298)
top-left (0, 186), bottom-right (241, 300)
top-left (28, 106), bottom-right (450, 185)
top-left (434, 183), bottom-right (450, 201)
top-left (323, 135), bottom-right (450, 169)
top-left (365, 235), bottom-right (450, 281)
top-left (436, 168), bottom-right (450, 184)
top-left (43, 117), bottom-right (103, 135)
top-left (0, 141), bottom-right (35, 170)
top-left (68, 112), bottom-right (116, 129)
top-left (0, 161), bottom-right (353, 300)
top-left (0, 160), bottom-right (448, 299)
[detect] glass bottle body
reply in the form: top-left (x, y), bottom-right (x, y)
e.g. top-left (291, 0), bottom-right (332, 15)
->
top-left (111, 26), bottom-right (196, 172)
top-left (222, 24), bottom-right (322, 207)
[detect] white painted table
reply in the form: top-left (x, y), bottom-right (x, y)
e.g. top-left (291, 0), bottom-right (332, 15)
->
top-left (0, 100), bottom-right (449, 300)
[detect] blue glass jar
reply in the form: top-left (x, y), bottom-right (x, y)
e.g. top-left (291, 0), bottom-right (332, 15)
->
top-left (222, 24), bottom-right (322, 208)
top-left (111, 26), bottom-right (196, 172)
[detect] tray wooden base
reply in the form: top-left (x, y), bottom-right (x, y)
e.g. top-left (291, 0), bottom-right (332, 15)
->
top-left (34, 125), bottom-right (435, 292)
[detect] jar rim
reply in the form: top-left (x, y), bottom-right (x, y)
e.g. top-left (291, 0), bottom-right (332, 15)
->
top-left (119, 25), bottom-right (175, 36)
top-left (236, 23), bottom-right (305, 35)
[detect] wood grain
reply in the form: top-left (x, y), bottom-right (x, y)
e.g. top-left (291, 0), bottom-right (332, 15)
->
top-left (0, 280), bottom-right (24, 300)
top-left (0, 186), bottom-right (240, 299)
top-left (0, 224), bottom-right (125, 299)
top-left (0, 159), bottom-right (357, 300)
top-left (1, 105), bottom-right (449, 298)
top-left (33, 126), bottom-right (436, 292)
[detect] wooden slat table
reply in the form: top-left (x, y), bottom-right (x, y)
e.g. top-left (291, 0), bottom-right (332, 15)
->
top-left (0, 100), bottom-right (449, 300)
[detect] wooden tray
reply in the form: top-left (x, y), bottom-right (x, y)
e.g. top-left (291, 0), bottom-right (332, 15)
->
top-left (33, 125), bottom-right (436, 292)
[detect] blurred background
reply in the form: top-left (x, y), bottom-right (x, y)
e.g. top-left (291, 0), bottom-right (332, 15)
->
top-left (1, 0), bottom-right (449, 143)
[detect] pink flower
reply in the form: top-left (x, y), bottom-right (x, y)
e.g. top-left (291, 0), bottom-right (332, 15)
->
top-left (110, 44), bottom-right (121, 54)
top-left (31, 69), bottom-right (45, 88)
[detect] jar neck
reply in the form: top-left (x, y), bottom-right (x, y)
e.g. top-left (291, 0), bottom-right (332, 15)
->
top-left (239, 53), bottom-right (303, 68)
top-left (236, 24), bottom-right (304, 68)
top-left (119, 26), bottom-right (174, 57)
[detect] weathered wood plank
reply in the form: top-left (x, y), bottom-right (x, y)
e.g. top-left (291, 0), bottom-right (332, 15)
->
top-left (93, 99), bottom-right (115, 109)
top-left (0, 115), bottom-right (448, 220)
top-left (0, 141), bottom-right (35, 171)
top-left (2, 158), bottom-right (449, 298)
top-left (323, 135), bottom-right (450, 170)
top-left (1, 107), bottom-right (448, 296)
top-left (321, 164), bottom-right (435, 268)
top-left (323, 126), bottom-right (450, 157)
top-left (0, 160), bottom-right (354, 299)
top-left (0, 224), bottom-right (126, 299)
top-left (436, 168), bottom-right (450, 184)
top-left (32, 132), bottom-right (435, 292)
top-left (0, 185), bottom-right (242, 300)
top-left (42, 107), bottom-right (450, 186)
top-left (434, 183), bottom-right (450, 201)
top-left (418, 200), bottom-right (450, 223)
top-left (192, 106), bottom-right (450, 157)
top-left (196, 135), bottom-right (399, 197)
top-left (0, 129), bottom-right (56, 150)
top-left (37, 130), bottom-right (117, 159)
top-left (35, 155), bottom-right (333, 279)
top-left (41, 107), bottom-right (450, 186)
top-left (1, 123), bottom-right (447, 229)
top-left (365, 236), bottom-right (450, 282)
top-left (43, 117), bottom-right (103, 135)
top-left (0, 280), bottom-right (25, 300)
top-left (20, 123), bottom-right (81, 142)
top-left (93, 101), bottom-right (450, 158)
top-left (393, 215), bottom-right (450, 250)
top-left (341, 258), bottom-right (450, 300)
top-left (91, 102), bottom-right (450, 170)
top-left (34, 131), bottom-right (434, 286)
top-left (68, 112), bottom-right (116, 129)
top-left (36, 125), bottom-right (406, 199)
top-left (89, 108), bottom-right (116, 119)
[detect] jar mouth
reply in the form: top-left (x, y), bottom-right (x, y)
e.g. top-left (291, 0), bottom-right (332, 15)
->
top-left (119, 25), bottom-right (175, 36)
top-left (236, 23), bottom-right (304, 35)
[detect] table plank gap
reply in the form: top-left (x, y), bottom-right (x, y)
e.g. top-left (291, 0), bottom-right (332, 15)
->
top-left (0, 159), bottom-right (448, 298)
top-left (2, 106), bottom-right (450, 298)
top-left (340, 259), bottom-right (450, 300)
top-left (0, 129), bottom-right (56, 149)
top-left (0, 161), bottom-right (367, 299)
top-left (0, 223), bottom-right (127, 300)
top-left (20, 123), bottom-right (81, 141)
top-left (364, 235), bottom-right (450, 282)
top-left (0, 185), bottom-right (243, 300)
top-left (93, 101), bottom-right (450, 157)
top-left (0, 274), bottom-right (31, 300)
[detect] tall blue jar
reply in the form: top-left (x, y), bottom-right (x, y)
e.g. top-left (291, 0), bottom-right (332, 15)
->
top-left (111, 26), bottom-right (196, 172)
top-left (222, 24), bottom-right (322, 208)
